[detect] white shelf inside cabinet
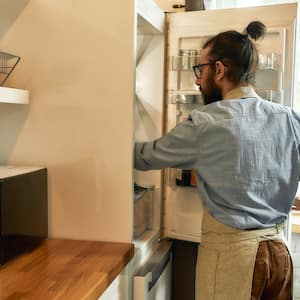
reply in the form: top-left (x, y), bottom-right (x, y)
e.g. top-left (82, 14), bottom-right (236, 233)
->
top-left (0, 87), bottom-right (29, 104)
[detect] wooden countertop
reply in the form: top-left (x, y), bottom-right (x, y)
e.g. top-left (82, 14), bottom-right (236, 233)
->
top-left (0, 239), bottom-right (134, 300)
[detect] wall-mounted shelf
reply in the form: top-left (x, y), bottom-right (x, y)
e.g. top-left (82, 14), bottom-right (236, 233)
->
top-left (0, 86), bottom-right (29, 104)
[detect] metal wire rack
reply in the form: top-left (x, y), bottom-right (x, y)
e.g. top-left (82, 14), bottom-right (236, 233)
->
top-left (0, 51), bottom-right (21, 86)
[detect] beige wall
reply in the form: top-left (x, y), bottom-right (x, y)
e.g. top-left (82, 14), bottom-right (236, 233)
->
top-left (0, 0), bottom-right (135, 242)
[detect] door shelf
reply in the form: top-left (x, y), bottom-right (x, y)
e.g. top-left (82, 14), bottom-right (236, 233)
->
top-left (169, 52), bottom-right (282, 72)
top-left (258, 52), bottom-right (282, 71)
top-left (134, 185), bottom-right (155, 239)
top-left (169, 55), bottom-right (200, 71)
top-left (0, 87), bottom-right (29, 104)
top-left (168, 62), bottom-right (198, 90)
top-left (168, 90), bottom-right (203, 104)
top-left (256, 89), bottom-right (283, 104)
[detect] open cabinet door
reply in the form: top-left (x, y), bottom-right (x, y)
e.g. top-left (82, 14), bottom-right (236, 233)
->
top-left (163, 3), bottom-right (297, 242)
top-left (134, 0), bottom-right (165, 244)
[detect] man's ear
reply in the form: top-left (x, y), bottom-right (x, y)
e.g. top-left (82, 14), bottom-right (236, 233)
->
top-left (215, 60), bottom-right (225, 81)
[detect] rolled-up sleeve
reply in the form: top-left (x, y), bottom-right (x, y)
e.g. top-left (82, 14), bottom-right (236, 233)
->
top-left (135, 120), bottom-right (199, 171)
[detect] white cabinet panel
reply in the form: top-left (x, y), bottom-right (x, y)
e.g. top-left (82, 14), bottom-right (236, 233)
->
top-left (149, 260), bottom-right (172, 300)
top-left (99, 264), bottom-right (131, 300)
top-left (134, 240), bottom-right (172, 300)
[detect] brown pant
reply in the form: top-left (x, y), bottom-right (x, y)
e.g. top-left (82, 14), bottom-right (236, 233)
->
top-left (251, 240), bottom-right (292, 300)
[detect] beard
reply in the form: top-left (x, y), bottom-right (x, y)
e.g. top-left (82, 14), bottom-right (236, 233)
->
top-left (200, 73), bottom-right (223, 105)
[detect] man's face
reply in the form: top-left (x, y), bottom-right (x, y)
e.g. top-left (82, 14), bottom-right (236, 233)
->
top-left (195, 47), bottom-right (222, 105)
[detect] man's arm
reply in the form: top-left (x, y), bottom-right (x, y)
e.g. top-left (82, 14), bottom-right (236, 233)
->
top-left (135, 120), bottom-right (199, 171)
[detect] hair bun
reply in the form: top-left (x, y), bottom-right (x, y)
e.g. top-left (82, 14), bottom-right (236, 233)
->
top-left (244, 21), bottom-right (266, 41)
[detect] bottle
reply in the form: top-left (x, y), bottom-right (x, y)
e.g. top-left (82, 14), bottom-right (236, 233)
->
top-left (176, 169), bottom-right (191, 186)
top-left (190, 169), bottom-right (197, 187)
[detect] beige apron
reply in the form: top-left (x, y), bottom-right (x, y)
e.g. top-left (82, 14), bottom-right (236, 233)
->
top-left (195, 203), bottom-right (287, 300)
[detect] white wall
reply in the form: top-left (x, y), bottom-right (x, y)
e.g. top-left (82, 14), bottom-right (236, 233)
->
top-left (0, 0), bottom-right (135, 242)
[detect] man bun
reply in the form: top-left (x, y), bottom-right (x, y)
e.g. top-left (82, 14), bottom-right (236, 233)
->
top-left (244, 21), bottom-right (266, 41)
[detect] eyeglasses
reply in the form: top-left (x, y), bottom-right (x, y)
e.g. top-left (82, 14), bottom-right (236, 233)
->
top-left (193, 62), bottom-right (216, 79)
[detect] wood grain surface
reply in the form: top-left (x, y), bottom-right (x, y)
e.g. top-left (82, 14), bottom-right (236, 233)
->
top-left (0, 239), bottom-right (134, 300)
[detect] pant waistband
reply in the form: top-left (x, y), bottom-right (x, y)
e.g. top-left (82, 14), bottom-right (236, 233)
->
top-left (201, 223), bottom-right (285, 243)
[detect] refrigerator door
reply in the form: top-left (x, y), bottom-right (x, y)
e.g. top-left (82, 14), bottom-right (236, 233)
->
top-left (163, 3), bottom-right (297, 242)
top-left (134, 0), bottom-right (165, 243)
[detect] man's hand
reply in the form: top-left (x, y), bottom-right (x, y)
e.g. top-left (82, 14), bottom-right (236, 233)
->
top-left (292, 195), bottom-right (300, 210)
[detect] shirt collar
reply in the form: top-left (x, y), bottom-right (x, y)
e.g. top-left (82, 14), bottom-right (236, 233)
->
top-left (223, 86), bottom-right (260, 100)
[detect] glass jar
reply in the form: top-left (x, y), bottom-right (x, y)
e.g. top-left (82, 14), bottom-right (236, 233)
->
top-left (179, 49), bottom-right (199, 70)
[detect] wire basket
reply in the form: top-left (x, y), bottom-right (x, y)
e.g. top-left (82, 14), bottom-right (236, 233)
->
top-left (0, 51), bottom-right (21, 86)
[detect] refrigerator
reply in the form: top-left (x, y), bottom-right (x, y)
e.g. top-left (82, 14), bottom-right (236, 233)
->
top-left (133, 1), bottom-right (297, 299)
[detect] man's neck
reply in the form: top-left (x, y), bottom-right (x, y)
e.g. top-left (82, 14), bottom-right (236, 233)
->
top-left (222, 82), bottom-right (250, 100)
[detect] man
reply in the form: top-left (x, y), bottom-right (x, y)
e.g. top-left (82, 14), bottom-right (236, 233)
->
top-left (135, 21), bottom-right (298, 299)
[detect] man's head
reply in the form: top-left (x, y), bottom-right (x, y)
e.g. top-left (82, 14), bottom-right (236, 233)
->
top-left (194, 21), bottom-right (266, 105)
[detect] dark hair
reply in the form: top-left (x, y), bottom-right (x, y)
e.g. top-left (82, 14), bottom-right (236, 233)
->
top-left (203, 21), bottom-right (266, 84)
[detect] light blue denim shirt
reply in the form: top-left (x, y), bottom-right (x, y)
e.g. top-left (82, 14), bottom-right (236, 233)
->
top-left (135, 87), bottom-right (300, 229)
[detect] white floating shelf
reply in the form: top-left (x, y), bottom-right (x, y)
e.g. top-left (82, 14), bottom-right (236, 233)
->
top-left (0, 86), bottom-right (29, 104)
